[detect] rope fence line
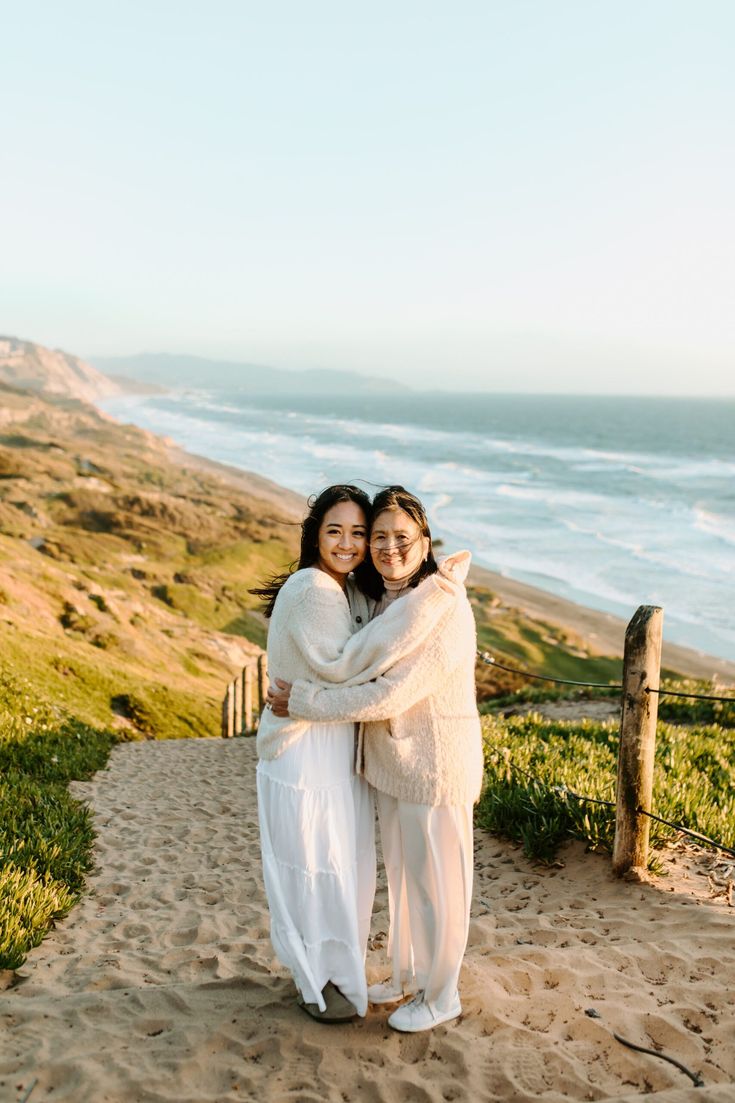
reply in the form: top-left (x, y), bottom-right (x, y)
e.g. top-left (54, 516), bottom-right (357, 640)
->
top-left (478, 651), bottom-right (622, 690)
top-left (646, 686), bottom-right (735, 703)
top-left (634, 808), bottom-right (735, 859)
top-left (223, 606), bottom-right (734, 869)
top-left (478, 650), bottom-right (735, 704)
top-left (485, 747), bottom-right (735, 859)
top-left (221, 638), bottom-right (733, 738)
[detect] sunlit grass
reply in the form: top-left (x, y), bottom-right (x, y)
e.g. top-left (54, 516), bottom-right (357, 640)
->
top-left (0, 667), bottom-right (116, 969)
top-left (477, 708), bottom-right (735, 863)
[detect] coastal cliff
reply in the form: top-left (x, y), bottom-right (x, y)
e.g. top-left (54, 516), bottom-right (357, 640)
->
top-left (0, 336), bottom-right (119, 406)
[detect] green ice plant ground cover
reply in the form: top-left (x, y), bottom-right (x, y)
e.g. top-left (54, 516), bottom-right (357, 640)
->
top-left (478, 706), bottom-right (735, 864)
top-left (0, 666), bottom-right (116, 970)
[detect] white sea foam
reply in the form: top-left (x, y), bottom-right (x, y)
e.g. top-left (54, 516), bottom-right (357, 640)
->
top-left (99, 392), bottom-right (735, 660)
top-left (428, 493), bottom-right (453, 526)
top-left (694, 506), bottom-right (735, 547)
top-left (131, 389), bottom-right (735, 479)
top-left (495, 483), bottom-right (610, 510)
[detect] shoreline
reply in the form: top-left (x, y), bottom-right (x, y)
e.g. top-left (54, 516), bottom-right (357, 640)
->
top-left (167, 443), bottom-right (735, 684)
top-left (469, 562), bottom-right (735, 683)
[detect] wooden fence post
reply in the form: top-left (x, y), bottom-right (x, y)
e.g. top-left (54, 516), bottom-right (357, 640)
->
top-left (221, 655), bottom-right (268, 738)
top-left (258, 653), bottom-right (268, 713)
top-left (243, 664), bottom-right (254, 733)
top-left (233, 674), bottom-right (243, 736)
top-left (221, 681), bottom-right (235, 739)
top-left (612, 605), bottom-right (664, 876)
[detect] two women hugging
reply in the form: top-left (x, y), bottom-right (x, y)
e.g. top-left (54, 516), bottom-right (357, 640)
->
top-left (251, 484), bottom-right (482, 1033)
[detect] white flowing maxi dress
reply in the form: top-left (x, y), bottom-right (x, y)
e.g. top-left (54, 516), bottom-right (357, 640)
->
top-left (257, 725), bottom-right (375, 1015)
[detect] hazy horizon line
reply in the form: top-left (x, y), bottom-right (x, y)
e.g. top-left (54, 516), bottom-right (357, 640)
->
top-left (88, 349), bottom-right (734, 399)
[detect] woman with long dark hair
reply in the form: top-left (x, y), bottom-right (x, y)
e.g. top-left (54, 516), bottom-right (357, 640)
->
top-left (268, 486), bottom-right (482, 1034)
top-left (252, 484), bottom-right (464, 1025)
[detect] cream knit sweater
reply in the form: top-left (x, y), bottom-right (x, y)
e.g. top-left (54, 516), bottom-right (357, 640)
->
top-left (255, 558), bottom-right (466, 761)
top-left (287, 561), bottom-right (483, 807)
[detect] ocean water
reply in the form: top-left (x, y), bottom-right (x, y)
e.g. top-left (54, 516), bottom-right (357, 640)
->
top-left (100, 390), bottom-right (735, 662)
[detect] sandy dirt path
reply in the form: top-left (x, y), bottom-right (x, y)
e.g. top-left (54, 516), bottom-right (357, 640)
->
top-left (1, 737), bottom-right (733, 1103)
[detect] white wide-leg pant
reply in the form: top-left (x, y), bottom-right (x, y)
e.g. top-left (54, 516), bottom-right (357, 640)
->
top-left (257, 723), bottom-right (376, 1016)
top-left (375, 790), bottom-right (474, 1013)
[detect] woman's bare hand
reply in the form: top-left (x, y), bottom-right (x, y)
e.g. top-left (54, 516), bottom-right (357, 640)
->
top-left (267, 679), bottom-right (293, 717)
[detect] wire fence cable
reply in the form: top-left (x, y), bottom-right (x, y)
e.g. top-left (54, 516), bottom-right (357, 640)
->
top-left (479, 651), bottom-right (622, 690)
top-left (635, 807), bottom-right (735, 859)
top-left (479, 637), bottom-right (735, 860)
top-left (646, 686), bottom-right (735, 704)
top-left (479, 650), bottom-right (734, 704)
top-left (486, 749), bottom-right (735, 859)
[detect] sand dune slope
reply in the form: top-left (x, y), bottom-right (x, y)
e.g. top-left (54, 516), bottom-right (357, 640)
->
top-left (0, 738), bottom-right (733, 1103)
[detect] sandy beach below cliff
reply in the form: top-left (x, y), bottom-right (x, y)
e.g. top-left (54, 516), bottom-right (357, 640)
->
top-left (1, 736), bottom-right (733, 1103)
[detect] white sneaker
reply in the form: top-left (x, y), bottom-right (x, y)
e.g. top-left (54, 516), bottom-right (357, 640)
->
top-left (367, 981), bottom-right (406, 1005)
top-left (387, 992), bottom-right (462, 1033)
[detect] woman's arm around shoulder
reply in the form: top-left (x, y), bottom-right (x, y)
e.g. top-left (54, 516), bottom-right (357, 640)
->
top-left (288, 590), bottom-right (476, 724)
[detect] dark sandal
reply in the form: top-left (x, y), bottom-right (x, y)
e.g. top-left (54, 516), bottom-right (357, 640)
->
top-left (296, 982), bottom-right (358, 1023)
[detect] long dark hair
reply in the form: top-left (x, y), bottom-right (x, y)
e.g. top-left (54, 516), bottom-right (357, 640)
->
top-left (250, 484), bottom-right (382, 616)
top-left (371, 485), bottom-right (439, 590)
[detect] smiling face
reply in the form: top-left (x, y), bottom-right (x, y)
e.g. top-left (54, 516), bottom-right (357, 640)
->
top-left (370, 507), bottom-right (430, 584)
top-left (316, 500), bottom-right (368, 586)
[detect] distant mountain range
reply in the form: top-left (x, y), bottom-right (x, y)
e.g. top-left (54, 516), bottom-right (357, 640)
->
top-left (89, 352), bottom-right (407, 395)
top-left (0, 339), bottom-right (406, 406)
top-left (0, 337), bottom-right (119, 404)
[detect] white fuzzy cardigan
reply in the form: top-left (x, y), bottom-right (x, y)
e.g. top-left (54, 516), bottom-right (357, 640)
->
top-left (287, 560), bottom-right (483, 808)
top-left (255, 560), bottom-right (465, 761)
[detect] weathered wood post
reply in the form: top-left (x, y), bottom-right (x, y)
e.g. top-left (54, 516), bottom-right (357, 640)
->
top-left (233, 674), bottom-right (243, 736)
top-left (221, 681), bottom-right (235, 738)
top-left (243, 663), bottom-right (254, 733)
top-left (612, 605), bottom-right (664, 876)
top-left (258, 653), bottom-right (268, 714)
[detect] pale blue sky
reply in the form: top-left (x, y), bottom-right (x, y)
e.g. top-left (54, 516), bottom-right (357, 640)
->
top-left (2, 1), bottom-right (733, 392)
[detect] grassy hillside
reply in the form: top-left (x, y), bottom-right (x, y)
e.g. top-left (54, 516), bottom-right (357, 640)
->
top-left (0, 383), bottom-right (300, 737)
